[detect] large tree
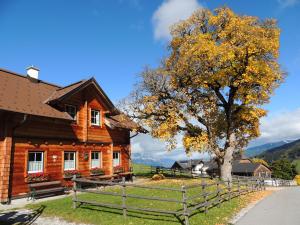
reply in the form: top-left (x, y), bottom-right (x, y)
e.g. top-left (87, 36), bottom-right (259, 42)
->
top-left (122, 7), bottom-right (284, 181)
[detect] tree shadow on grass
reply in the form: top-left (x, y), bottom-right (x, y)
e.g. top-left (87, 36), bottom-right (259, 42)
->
top-left (0, 205), bottom-right (46, 225)
top-left (79, 204), bottom-right (185, 225)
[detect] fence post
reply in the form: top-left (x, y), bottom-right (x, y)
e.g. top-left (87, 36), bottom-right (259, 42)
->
top-left (237, 177), bottom-right (240, 195)
top-left (217, 181), bottom-right (221, 207)
top-left (181, 186), bottom-right (189, 225)
top-left (201, 180), bottom-right (208, 214)
top-left (227, 180), bottom-right (231, 202)
top-left (72, 175), bottom-right (77, 209)
top-left (122, 177), bottom-right (127, 219)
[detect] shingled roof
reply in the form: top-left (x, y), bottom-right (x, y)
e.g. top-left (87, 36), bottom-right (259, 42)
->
top-left (104, 114), bottom-right (142, 131)
top-left (0, 68), bottom-right (72, 120)
top-left (232, 161), bottom-right (262, 173)
top-left (171, 159), bottom-right (203, 170)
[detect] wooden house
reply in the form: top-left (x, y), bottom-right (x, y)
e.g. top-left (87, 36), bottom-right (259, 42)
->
top-left (0, 67), bottom-right (137, 203)
top-left (206, 159), bottom-right (272, 178)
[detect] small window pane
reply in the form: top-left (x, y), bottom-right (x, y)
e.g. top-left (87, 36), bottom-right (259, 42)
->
top-left (64, 152), bottom-right (69, 160)
top-left (29, 152), bottom-right (35, 161)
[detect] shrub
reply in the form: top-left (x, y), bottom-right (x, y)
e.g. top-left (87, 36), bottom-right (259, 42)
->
top-left (295, 175), bottom-right (300, 185)
top-left (271, 159), bottom-right (297, 180)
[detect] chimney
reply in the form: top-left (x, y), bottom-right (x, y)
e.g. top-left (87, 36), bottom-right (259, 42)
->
top-left (26, 66), bottom-right (40, 79)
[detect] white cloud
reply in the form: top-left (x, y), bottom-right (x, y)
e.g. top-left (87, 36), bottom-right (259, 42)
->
top-left (251, 108), bottom-right (300, 146)
top-left (277, 0), bottom-right (299, 8)
top-left (131, 133), bottom-right (210, 161)
top-left (133, 108), bottom-right (300, 160)
top-left (152, 0), bottom-right (202, 40)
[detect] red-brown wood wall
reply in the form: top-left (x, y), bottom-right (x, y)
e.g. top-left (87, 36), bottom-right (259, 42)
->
top-left (1, 84), bottom-right (131, 199)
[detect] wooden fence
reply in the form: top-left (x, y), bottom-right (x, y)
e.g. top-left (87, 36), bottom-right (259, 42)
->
top-left (150, 166), bottom-right (196, 177)
top-left (72, 176), bottom-right (264, 225)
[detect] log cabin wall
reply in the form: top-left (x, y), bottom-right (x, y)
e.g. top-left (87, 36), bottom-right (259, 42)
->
top-left (6, 84), bottom-right (131, 199)
top-left (0, 113), bottom-right (14, 203)
top-left (10, 139), bottom-right (114, 198)
top-left (253, 165), bottom-right (272, 177)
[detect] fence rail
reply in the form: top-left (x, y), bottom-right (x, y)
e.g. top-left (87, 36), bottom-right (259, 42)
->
top-left (72, 175), bottom-right (265, 225)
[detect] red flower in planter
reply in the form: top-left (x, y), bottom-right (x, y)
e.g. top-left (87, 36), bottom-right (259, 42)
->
top-left (113, 166), bottom-right (124, 174)
top-left (63, 170), bottom-right (81, 178)
top-left (90, 167), bottom-right (105, 175)
top-left (26, 172), bottom-right (49, 183)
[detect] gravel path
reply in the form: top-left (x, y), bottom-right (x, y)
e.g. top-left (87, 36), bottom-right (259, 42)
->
top-left (0, 209), bottom-right (89, 225)
top-left (235, 187), bottom-right (300, 225)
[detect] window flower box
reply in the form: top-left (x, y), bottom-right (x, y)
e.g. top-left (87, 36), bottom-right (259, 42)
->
top-left (63, 170), bottom-right (81, 179)
top-left (90, 167), bottom-right (105, 176)
top-left (113, 166), bottom-right (124, 174)
top-left (25, 173), bottom-right (49, 183)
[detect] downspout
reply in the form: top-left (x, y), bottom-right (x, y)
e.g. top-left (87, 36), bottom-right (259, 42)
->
top-left (7, 114), bottom-right (28, 204)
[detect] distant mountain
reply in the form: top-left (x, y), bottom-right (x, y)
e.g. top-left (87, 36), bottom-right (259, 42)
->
top-left (246, 140), bottom-right (294, 157)
top-left (257, 139), bottom-right (300, 162)
top-left (132, 153), bottom-right (174, 167)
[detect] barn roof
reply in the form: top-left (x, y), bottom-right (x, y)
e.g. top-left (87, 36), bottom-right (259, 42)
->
top-left (232, 161), bottom-right (262, 173)
top-left (171, 159), bottom-right (203, 169)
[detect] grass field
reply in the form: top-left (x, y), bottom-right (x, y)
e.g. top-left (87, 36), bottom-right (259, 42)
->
top-left (132, 163), bottom-right (152, 176)
top-left (27, 178), bottom-right (264, 225)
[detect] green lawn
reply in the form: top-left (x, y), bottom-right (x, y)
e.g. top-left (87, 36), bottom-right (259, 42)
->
top-left (27, 178), bottom-right (258, 225)
top-left (132, 163), bottom-right (152, 177)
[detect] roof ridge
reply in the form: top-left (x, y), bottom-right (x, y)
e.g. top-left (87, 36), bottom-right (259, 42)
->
top-left (0, 67), bottom-right (61, 88)
top-left (57, 79), bottom-right (88, 91)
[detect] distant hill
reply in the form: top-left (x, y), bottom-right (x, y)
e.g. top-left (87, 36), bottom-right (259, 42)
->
top-left (257, 139), bottom-right (300, 162)
top-left (245, 140), bottom-right (294, 157)
top-left (132, 153), bottom-right (174, 167)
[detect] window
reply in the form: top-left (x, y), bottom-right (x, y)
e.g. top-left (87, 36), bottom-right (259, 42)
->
top-left (91, 109), bottom-right (101, 126)
top-left (28, 152), bottom-right (43, 173)
top-left (91, 152), bottom-right (101, 168)
top-left (64, 152), bottom-right (76, 170)
top-left (113, 152), bottom-right (120, 167)
top-left (65, 105), bottom-right (77, 120)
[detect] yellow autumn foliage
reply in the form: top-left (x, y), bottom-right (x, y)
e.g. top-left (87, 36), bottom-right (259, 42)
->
top-left (123, 7), bottom-right (284, 167)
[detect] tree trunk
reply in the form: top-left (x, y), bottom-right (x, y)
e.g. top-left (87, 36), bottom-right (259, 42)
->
top-left (220, 133), bottom-right (236, 182)
top-left (220, 153), bottom-right (232, 182)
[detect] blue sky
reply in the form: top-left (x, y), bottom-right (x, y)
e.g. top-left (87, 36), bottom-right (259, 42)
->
top-left (1, 0), bottom-right (300, 160)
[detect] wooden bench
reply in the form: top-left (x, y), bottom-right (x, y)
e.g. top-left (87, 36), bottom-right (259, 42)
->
top-left (118, 172), bottom-right (134, 182)
top-left (28, 181), bottom-right (65, 201)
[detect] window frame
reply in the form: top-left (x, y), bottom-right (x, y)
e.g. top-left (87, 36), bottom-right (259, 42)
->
top-left (113, 151), bottom-right (121, 167)
top-left (90, 151), bottom-right (102, 169)
top-left (64, 151), bottom-right (76, 171)
top-left (91, 109), bottom-right (101, 126)
top-left (27, 151), bottom-right (44, 174)
top-left (65, 104), bottom-right (77, 121)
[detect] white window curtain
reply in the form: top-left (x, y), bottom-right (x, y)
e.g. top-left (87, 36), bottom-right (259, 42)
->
top-left (64, 152), bottom-right (76, 170)
top-left (28, 152), bottom-right (43, 173)
top-left (91, 152), bottom-right (101, 168)
top-left (113, 152), bottom-right (120, 167)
